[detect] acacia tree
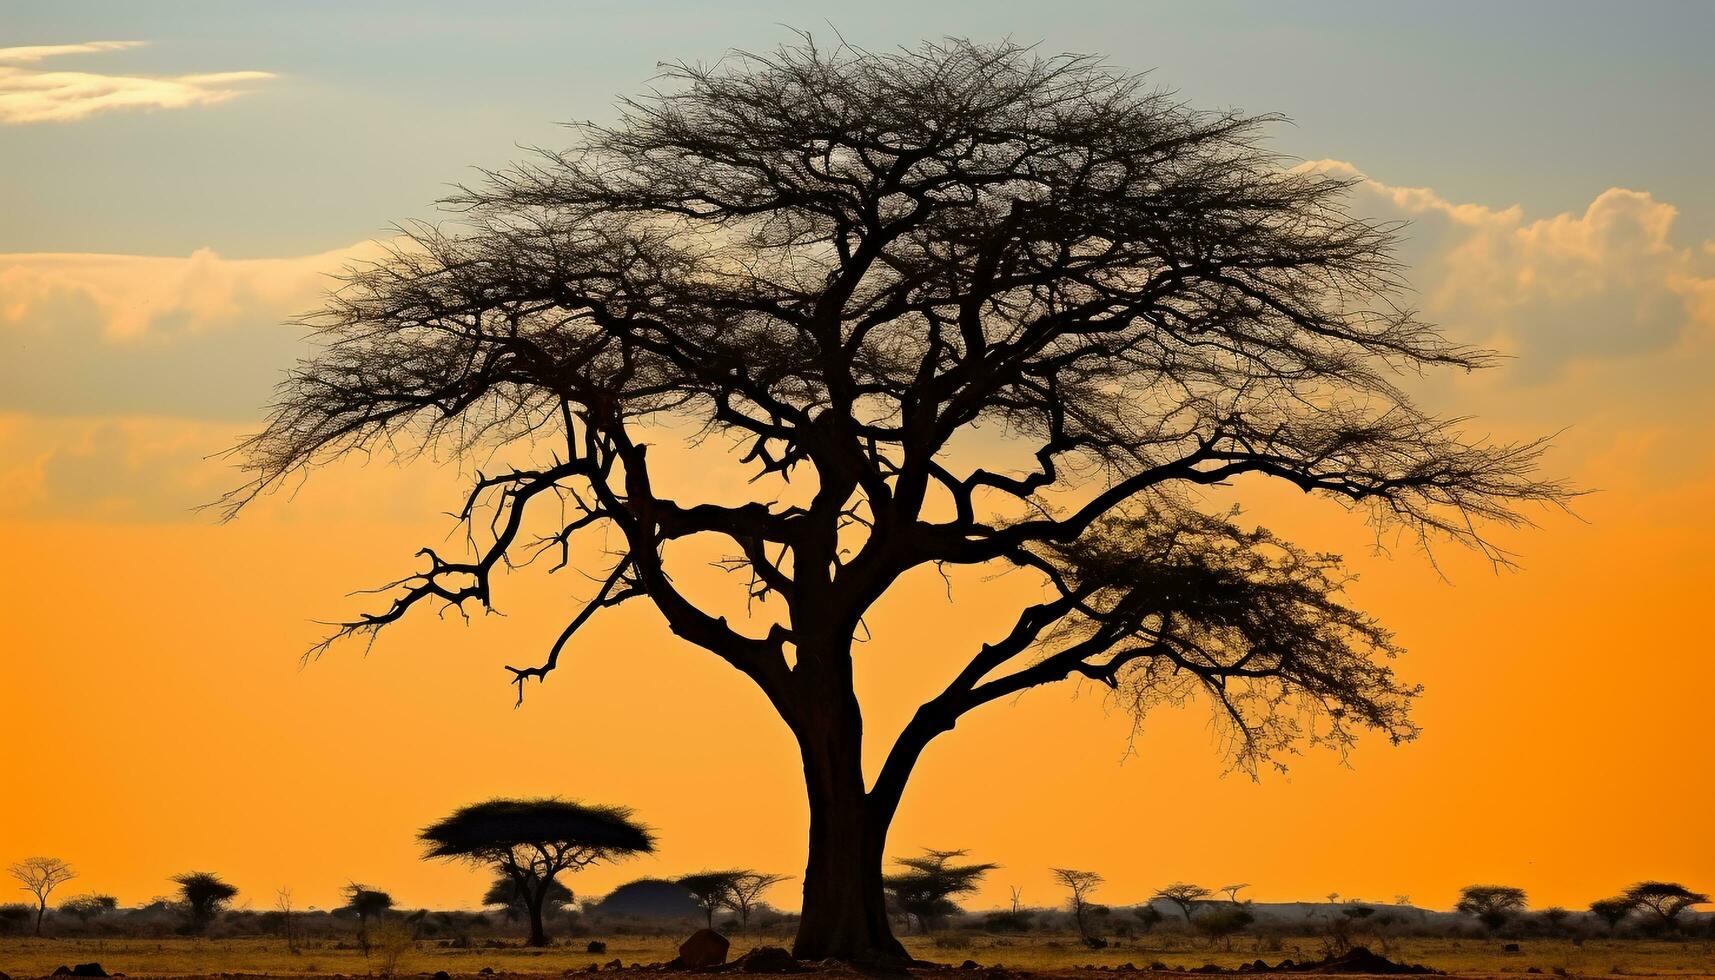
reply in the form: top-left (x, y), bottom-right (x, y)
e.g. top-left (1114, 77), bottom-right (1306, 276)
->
top-left (343, 882), bottom-right (395, 951)
top-left (1052, 868), bottom-right (1104, 941)
top-left (420, 798), bottom-right (653, 946)
top-left (173, 871), bottom-right (239, 934)
top-left (1623, 882), bottom-right (1708, 931)
top-left (1455, 885), bottom-right (1527, 932)
top-left (225, 38), bottom-right (1564, 963)
top-left (8, 856), bottom-right (75, 936)
top-left (882, 849), bottom-right (994, 934)
top-left (678, 870), bottom-right (744, 928)
top-left (1588, 896), bottom-right (1633, 931)
top-left (727, 872), bottom-right (792, 931)
top-left (1155, 882), bottom-right (1212, 924)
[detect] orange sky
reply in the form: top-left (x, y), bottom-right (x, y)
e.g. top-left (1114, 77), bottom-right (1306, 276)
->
top-left (3, 151), bottom-right (1714, 916)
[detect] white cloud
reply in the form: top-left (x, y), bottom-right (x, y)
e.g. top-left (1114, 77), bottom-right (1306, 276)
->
top-left (1304, 160), bottom-right (1715, 375)
top-left (0, 243), bottom-right (380, 418)
top-left (0, 39), bottom-right (274, 124)
top-left (0, 41), bottom-right (146, 64)
top-left (0, 245), bottom-right (367, 340)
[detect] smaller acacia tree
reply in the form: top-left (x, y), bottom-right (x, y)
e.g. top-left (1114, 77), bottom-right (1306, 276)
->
top-left (344, 883), bottom-right (395, 952)
top-left (9, 856), bottom-right (76, 936)
top-left (677, 871), bottom-right (744, 929)
top-left (1052, 869), bottom-right (1104, 942)
top-left (727, 872), bottom-right (791, 931)
top-left (173, 872), bottom-right (239, 934)
top-left (1623, 882), bottom-right (1709, 931)
top-left (1155, 883), bottom-right (1212, 924)
top-left (1589, 896), bottom-right (1633, 932)
top-left (1455, 885), bottom-right (1527, 932)
top-left (1219, 883), bottom-right (1251, 905)
top-left (421, 798), bottom-right (653, 947)
top-left (883, 850), bottom-right (995, 934)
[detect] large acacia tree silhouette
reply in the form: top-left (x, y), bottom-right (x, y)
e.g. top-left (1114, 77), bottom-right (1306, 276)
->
top-left (226, 38), bottom-right (1566, 963)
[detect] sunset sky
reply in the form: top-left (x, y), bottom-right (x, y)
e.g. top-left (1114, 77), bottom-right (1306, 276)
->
top-left (2, 1), bottom-right (1712, 918)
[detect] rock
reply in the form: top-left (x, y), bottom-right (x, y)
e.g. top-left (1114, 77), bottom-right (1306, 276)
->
top-left (960, 962), bottom-right (980, 972)
top-left (603, 960), bottom-right (623, 971)
top-left (587, 942), bottom-right (608, 955)
top-left (52, 969), bottom-right (73, 978)
top-left (677, 929), bottom-right (730, 970)
top-left (1503, 944), bottom-right (1521, 954)
top-left (479, 970), bottom-right (495, 976)
top-left (736, 947), bottom-right (798, 974)
top-left (434, 972), bottom-right (451, 980)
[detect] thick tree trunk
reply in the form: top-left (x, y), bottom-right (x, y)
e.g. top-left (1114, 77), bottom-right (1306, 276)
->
top-left (788, 675), bottom-right (907, 964)
top-left (525, 887), bottom-right (548, 947)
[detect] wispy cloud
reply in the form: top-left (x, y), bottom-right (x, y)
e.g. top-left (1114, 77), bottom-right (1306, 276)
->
top-left (0, 39), bottom-right (274, 124)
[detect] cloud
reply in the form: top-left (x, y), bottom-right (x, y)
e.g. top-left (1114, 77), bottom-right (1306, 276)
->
top-left (0, 244), bottom-right (376, 418)
top-left (1305, 160), bottom-right (1715, 377)
top-left (0, 40), bottom-right (274, 124)
top-left (0, 41), bottom-right (146, 64)
top-left (0, 415), bottom-right (238, 521)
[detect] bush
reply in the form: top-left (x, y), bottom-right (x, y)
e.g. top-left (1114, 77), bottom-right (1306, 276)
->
top-left (0, 904), bottom-right (33, 934)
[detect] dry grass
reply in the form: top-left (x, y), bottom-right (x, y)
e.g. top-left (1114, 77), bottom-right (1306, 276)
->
top-left (0, 934), bottom-right (1710, 978)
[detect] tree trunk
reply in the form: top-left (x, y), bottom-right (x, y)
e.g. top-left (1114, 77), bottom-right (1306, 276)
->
top-left (788, 678), bottom-right (907, 964)
top-left (525, 886), bottom-right (548, 947)
top-left (34, 902), bottom-right (44, 937)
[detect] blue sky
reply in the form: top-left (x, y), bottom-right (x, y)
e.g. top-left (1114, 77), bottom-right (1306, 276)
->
top-left (4, 1), bottom-right (1713, 255)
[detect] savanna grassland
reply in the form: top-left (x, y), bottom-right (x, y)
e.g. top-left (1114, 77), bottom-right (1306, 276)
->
top-left (2, 934), bottom-right (1712, 979)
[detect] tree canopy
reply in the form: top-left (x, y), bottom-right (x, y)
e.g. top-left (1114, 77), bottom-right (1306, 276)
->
top-left (420, 798), bottom-right (656, 861)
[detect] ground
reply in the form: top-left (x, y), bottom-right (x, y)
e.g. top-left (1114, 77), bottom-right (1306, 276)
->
top-left (0, 935), bottom-right (1711, 979)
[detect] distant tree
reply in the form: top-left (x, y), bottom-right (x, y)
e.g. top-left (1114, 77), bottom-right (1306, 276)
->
top-left (343, 882), bottom-right (395, 951)
top-left (225, 33), bottom-right (1565, 966)
top-left (1589, 896), bottom-right (1633, 931)
top-left (173, 872), bottom-right (239, 933)
top-left (1155, 883), bottom-right (1212, 924)
top-left (1195, 907), bottom-right (1255, 949)
top-left (1455, 885), bottom-right (1527, 932)
top-left (1219, 883), bottom-right (1250, 904)
top-left (59, 894), bottom-right (119, 922)
top-left (420, 797), bottom-right (653, 946)
top-left (677, 871), bottom-right (744, 929)
top-left (1133, 904), bottom-right (1164, 933)
top-left (8, 856), bottom-right (76, 936)
top-left (1052, 869), bottom-right (1104, 941)
top-left (483, 874), bottom-right (574, 924)
top-left (275, 888), bottom-right (303, 954)
top-left (1538, 907), bottom-right (1570, 934)
top-left (727, 872), bottom-right (792, 931)
top-left (883, 849), bottom-right (994, 934)
top-left (1622, 882), bottom-right (1709, 930)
